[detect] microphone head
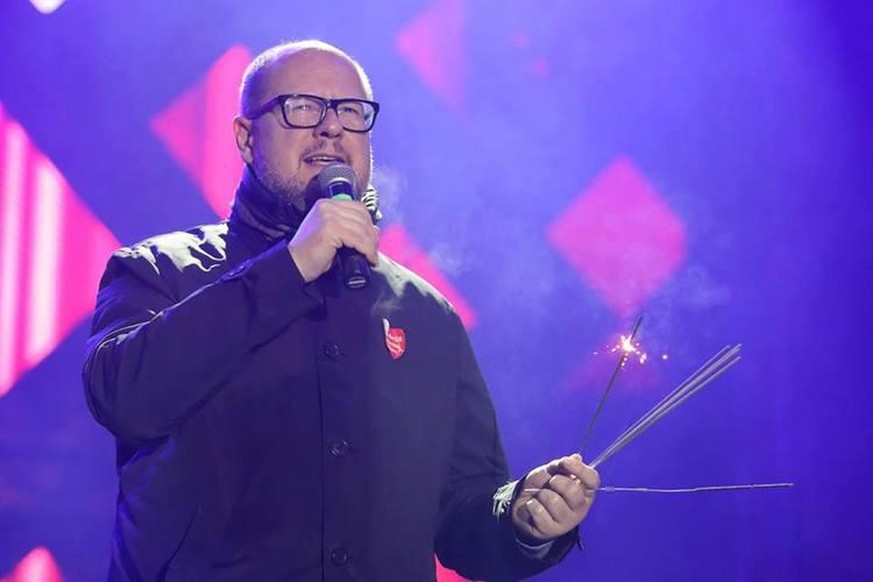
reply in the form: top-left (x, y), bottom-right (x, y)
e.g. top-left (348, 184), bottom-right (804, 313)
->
top-left (317, 163), bottom-right (358, 200)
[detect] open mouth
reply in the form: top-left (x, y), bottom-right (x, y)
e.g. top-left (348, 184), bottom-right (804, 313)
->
top-left (303, 154), bottom-right (347, 166)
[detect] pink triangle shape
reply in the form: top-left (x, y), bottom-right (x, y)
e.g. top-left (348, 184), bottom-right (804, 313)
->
top-left (151, 45), bottom-right (252, 217)
top-left (380, 224), bottom-right (477, 329)
top-left (150, 79), bottom-right (205, 194)
top-left (396, 0), bottom-right (466, 112)
top-left (2, 546), bottom-right (64, 582)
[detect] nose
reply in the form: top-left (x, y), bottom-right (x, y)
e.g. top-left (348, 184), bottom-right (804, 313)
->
top-left (316, 106), bottom-right (343, 138)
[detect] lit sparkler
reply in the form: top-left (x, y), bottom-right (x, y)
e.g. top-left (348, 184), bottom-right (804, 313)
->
top-left (572, 330), bottom-right (794, 495)
top-left (615, 334), bottom-right (638, 354)
top-left (590, 344), bottom-right (743, 468)
top-left (579, 316), bottom-right (644, 453)
top-left (607, 330), bottom-right (661, 366)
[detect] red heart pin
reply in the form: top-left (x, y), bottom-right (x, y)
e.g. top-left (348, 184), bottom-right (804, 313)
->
top-left (383, 318), bottom-right (406, 360)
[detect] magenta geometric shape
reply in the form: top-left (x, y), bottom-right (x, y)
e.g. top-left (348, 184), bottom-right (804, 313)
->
top-left (395, 0), bottom-right (466, 112)
top-left (151, 45), bottom-right (252, 218)
top-left (379, 224), bottom-right (477, 330)
top-left (547, 156), bottom-right (687, 319)
top-left (0, 102), bottom-right (120, 398)
top-left (1, 546), bottom-right (64, 582)
top-left (435, 555), bottom-right (471, 582)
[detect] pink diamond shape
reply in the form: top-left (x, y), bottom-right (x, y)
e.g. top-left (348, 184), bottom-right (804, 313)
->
top-left (0, 103), bottom-right (120, 397)
top-left (547, 157), bottom-right (687, 318)
top-left (151, 45), bottom-right (251, 217)
top-left (379, 225), bottom-right (477, 330)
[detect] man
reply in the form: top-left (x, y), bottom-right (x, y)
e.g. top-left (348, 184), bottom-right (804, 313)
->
top-left (83, 40), bottom-right (599, 581)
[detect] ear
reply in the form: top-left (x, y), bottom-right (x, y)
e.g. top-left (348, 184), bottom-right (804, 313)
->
top-left (233, 116), bottom-right (254, 164)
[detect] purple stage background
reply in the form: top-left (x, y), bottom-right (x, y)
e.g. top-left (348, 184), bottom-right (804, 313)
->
top-left (1, 1), bottom-right (872, 580)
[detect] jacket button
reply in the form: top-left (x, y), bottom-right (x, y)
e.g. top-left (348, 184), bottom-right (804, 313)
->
top-left (330, 548), bottom-right (349, 565)
top-left (329, 439), bottom-right (349, 457)
top-left (323, 341), bottom-right (340, 359)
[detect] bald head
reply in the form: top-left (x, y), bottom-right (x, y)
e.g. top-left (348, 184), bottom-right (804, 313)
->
top-left (239, 40), bottom-right (373, 117)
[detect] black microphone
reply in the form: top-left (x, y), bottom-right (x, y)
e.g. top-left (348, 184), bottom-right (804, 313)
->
top-left (317, 163), bottom-right (371, 290)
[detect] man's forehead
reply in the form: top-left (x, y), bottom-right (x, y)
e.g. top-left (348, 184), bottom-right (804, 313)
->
top-left (262, 49), bottom-right (368, 97)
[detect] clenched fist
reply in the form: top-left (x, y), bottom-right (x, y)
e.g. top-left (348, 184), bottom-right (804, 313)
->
top-left (287, 198), bottom-right (380, 283)
top-left (512, 454), bottom-right (599, 542)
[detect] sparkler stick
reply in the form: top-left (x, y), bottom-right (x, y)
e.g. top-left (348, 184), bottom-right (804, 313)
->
top-left (597, 483), bottom-right (794, 493)
top-left (593, 345), bottom-right (740, 465)
top-left (579, 316), bottom-right (644, 454)
top-left (522, 482), bottom-right (794, 495)
top-left (590, 344), bottom-right (742, 469)
top-left (610, 345), bottom-right (734, 440)
top-left (552, 342), bottom-right (792, 498)
top-left (591, 347), bottom-right (740, 469)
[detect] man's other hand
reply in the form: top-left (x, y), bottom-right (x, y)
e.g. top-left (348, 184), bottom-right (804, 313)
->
top-left (512, 453), bottom-right (599, 542)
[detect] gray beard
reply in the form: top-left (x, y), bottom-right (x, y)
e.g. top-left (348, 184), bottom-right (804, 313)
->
top-left (250, 159), bottom-right (314, 214)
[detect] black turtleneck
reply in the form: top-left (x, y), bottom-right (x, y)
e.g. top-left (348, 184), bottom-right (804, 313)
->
top-left (229, 165), bottom-right (308, 243)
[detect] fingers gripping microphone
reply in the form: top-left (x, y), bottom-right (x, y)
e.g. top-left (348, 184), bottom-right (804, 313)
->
top-left (317, 163), bottom-right (371, 290)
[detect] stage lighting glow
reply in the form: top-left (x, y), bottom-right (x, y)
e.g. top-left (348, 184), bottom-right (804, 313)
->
top-left (29, 0), bottom-right (66, 14)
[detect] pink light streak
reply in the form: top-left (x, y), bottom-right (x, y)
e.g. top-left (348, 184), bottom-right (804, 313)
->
top-left (25, 160), bottom-right (62, 366)
top-left (0, 111), bottom-right (25, 395)
top-left (0, 102), bottom-right (120, 397)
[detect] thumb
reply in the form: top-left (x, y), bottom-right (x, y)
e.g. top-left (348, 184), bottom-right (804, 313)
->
top-left (521, 464), bottom-right (551, 489)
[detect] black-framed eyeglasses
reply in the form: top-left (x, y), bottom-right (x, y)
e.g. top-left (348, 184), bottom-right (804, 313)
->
top-left (248, 93), bottom-right (380, 133)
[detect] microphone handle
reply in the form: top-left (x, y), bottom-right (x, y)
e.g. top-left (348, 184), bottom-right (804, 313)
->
top-left (338, 247), bottom-right (370, 289)
top-left (331, 193), bottom-right (371, 290)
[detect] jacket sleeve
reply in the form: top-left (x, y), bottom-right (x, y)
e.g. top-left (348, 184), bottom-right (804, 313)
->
top-left (434, 314), bottom-right (578, 581)
top-left (82, 240), bottom-right (323, 444)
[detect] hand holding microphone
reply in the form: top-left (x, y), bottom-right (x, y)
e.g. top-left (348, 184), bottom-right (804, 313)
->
top-left (286, 164), bottom-right (379, 286)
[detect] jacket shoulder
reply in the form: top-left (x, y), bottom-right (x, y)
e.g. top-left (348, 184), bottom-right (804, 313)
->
top-left (115, 223), bottom-right (229, 271)
top-left (377, 254), bottom-right (459, 319)
top-left (102, 223), bottom-right (231, 301)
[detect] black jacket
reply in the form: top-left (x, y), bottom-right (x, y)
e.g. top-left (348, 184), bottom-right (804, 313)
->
top-left (83, 208), bottom-right (575, 581)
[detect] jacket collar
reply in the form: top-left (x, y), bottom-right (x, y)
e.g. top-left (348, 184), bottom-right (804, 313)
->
top-left (228, 164), bottom-right (382, 250)
top-left (228, 165), bottom-right (307, 246)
